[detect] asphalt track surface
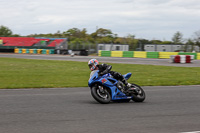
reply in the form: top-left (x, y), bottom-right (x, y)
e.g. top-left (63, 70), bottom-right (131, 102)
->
top-left (0, 54), bottom-right (200, 133)
top-left (0, 53), bottom-right (200, 67)
top-left (0, 86), bottom-right (200, 133)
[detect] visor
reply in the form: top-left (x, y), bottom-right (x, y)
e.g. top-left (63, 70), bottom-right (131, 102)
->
top-left (88, 64), bottom-right (93, 69)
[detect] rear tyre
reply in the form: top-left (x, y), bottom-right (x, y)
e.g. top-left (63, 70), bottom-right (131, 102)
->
top-left (131, 84), bottom-right (145, 102)
top-left (91, 85), bottom-right (111, 104)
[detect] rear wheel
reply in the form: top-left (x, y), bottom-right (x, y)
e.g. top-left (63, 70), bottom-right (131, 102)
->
top-left (130, 84), bottom-right (145, 102)
top-left (91, 85), bottom-right (111, 104)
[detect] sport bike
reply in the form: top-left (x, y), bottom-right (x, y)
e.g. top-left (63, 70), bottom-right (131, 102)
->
top-left (88, 70), bottom-right (145, 104)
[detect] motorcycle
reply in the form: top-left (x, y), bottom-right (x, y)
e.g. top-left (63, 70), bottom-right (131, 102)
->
top-left (88, 70), bottom-right (145, 104)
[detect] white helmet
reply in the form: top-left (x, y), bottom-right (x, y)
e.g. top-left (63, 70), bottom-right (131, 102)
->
top-left (88, 59), bottom-right (99, 71)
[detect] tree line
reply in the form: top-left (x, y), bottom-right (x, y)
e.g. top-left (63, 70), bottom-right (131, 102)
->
top-left (0, 25), bottom-right (200, 51)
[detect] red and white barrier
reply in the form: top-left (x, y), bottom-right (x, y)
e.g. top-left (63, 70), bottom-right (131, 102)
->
top-left (170, 55), bottom-right (193, 63)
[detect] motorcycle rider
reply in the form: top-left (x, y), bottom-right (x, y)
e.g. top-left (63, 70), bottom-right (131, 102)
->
top-left (88, 59), bottom-right (132, 90)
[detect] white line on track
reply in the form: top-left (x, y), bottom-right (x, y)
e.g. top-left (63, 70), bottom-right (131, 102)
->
top-left (181, 131), bottom-right (200, 133)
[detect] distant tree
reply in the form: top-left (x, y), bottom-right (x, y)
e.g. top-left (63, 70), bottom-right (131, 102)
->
top-left (150, 40), bottom-right (162, 44)
top-left (63, 28), bottom-right (88, 41)
top-left (10, 34), bottom-right (20, 37)
top-left (172, 31), bottom-right (183, 44)
top-left (138, 39), bottom-right (151, 44)
top-left (96, 28), bottom-right (113, 37)
top-left (96, 37), bottom-right (112, 44)
top-left (193, 30), bottom-right (200, 48)
top-left (80, 28), bottom-right (87, 38)
top-left (112, 34), bottom-right (137, 50)
top-left (46, 33), bottom-right (53, 38)
top-left (161, 41), bottom-right (173, 44)
top-left (53, 30), bottom-right (65, 38)
top-left (63, 28), bottom-right (80, 37)
top-left (125, 34), bottom-right (137, 50)
top-left (63, 28), bottom-right (90, 49)
top-left (90, 28), bottom-right (115, 44)
top-left (0, 25), bottom-right (13, 37)
top-left (136, 39), bottom-right (152, 51)
top-left (114, 37), bottom-right (124, 44)
top-left (185, 39), bottom-right (195, 52)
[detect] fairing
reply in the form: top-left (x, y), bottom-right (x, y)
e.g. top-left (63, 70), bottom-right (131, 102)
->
top-left (88, 70), bottom-right (133, 100)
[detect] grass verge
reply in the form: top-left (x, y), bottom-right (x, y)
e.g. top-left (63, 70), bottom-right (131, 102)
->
top-left (0, 57), bottom-right (200, 89)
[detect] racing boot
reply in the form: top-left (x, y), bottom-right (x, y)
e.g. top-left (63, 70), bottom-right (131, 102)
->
top-left (122, 79), bottom-right (132, 91)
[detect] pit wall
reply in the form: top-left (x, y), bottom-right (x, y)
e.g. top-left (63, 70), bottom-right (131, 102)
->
top-left (98, 51), bottom-right (200, 60)
top-left (14, 48), bottom-right (54, 54)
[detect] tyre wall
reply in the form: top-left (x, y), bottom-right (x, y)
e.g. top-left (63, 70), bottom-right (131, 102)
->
top-left (99, 51), bottom-right (200, 60)
top-left (14, 48), bottom-right (55, 54)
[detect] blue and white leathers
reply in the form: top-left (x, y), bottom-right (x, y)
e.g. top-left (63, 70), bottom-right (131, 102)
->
top-left (88, 70), bottom-right (133, 101)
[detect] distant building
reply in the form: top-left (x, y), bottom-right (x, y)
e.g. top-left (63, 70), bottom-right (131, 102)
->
top-left (144, 44), bottom-right (200, 52)
top-left (98, 44), bottom-right (129, 51)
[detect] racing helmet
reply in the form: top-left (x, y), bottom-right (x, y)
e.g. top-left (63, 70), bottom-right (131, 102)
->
top-left (88, 59), bottom-right (99, 71)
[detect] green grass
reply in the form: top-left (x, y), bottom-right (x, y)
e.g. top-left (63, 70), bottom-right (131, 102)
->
top-left (0, 57), bottom-right (200, 89)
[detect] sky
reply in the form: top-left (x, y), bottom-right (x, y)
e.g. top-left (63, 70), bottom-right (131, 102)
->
top-left (0, 0), bottom-right (200, 41)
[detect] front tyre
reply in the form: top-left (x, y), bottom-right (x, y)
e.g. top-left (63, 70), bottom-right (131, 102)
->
top-left (91, 85), bottom-right (111, 104)
top-left (131, 84), bottom-right (145, 102)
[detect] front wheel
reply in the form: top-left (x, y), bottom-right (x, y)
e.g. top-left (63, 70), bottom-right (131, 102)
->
top-left (130, 84), bottom-right (145, 102)
top-left (91, 85), bottom-right (111, 104)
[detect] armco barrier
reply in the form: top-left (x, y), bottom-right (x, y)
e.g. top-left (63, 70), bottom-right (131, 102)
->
top-left (26, 49), bottom-right (29, 54)
top-left (29, 49), bottom-right (37, 54)
top-left (22, 49), bottom-right (26, 54)
top-left (147, 52), bottom-right (159, 58)
top-left (134, 51), bottom-right (147, 58)
top-left (159, 52), bottom-right (178, 58)
top-left (33, 49), bottom-right (37, 54)
top-left (123, 51), bottom-right (134, 57)
top-left (197, 53), bottom-right (200, 60)
top-left (14, 48), bottom-right (19, 53)
top-left (18, 48), bottom-right (22, 54)
top-left (186, 55), bottom-right (192, 63)
top-left (98, 50), bottom-right (102, 56)
top-left (42, 49), bottom-right (47, 54)
top-left (111, 51), bottom-right (123, 57)
top-left (172, 55), bottom-right (192, 63)
top-left (50, 49), bottom-right (55, 54)
top-left (101, 51), bottom-right (111, 57)
top-left (29, 49), bottom-right (33, 54)
top-left (178, 52), bottom-right (197, 60)
top-left (14, 48), bottom-right (54, 54)
top-left (46, 50), bottom-right (50, 54)
top-left (37, 49), bottom-right (42, 54)
top-left (99, 51), bottom-right (200, 60)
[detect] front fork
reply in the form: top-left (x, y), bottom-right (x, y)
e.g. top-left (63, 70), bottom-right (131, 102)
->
top-left (130, 84), bottom-right (141, 95)
top-left (98, 85), bottom-right (105, 93)
top-left (93, 84), bottom-right (106, 93)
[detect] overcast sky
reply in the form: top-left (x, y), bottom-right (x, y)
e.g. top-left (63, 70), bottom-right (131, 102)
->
top-left (0, 0), bottom-right (200, 41)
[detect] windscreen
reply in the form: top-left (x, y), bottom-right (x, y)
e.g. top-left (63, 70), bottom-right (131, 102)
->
top-left (90, 70), bottom-right (98, 78)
